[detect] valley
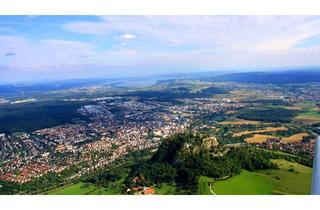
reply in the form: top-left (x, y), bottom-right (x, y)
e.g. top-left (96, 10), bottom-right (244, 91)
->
top-left (0, 74), bottom-right (319, 195)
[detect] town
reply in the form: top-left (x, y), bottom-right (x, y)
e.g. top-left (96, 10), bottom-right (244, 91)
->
top-left (0, 81), bottom-right (319, 193)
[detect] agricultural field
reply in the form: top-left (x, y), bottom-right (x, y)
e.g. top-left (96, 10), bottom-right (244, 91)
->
top-left (218, 119), bottom-right (261, 125)
top-left (292, 101), bottom-right (320, 124)
top-left (228, 90), bottom-right (259, 100)
top-left (280, 106), bottom-right (303, 110)
top-left (295, 101), bottom-right (318, 110)
top-left (198, 159), bottom-right (312, 195)
top-left (245, 134), bottom-right (279, 144)
top-left (282, 133), bottom-right (309, 143)
top-left (244, 133), bottom-right (309, 144)
top-left (294, 112), bottom-right (320, 124)
top-left (233, 127), bottom-right (288, 137)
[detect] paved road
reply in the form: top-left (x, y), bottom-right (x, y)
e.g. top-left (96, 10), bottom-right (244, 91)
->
top-left (209, 175), bottom-right (230, 195)
top-left (209, 182), bottom-right (216, 195)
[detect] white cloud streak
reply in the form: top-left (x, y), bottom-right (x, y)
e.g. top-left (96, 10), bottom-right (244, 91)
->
top-left (64, 16), bottom-right (320, 50)
top-left (119, 33), bottom-right (136, 40)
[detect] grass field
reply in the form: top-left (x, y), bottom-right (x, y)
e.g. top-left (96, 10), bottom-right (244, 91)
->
top-left (49, 181), bottom-right (176, 195)
top-left (213, 170), bottom-right (276, 195)
top-left (233, 127), bottom-right (288, 137)
top-left (198, 159), bottom-right (312, 195)
top-left (259, 159), bottom-right (312, 195)
top-left (294, 101), bottom-right (317, 110)
top-left (47, 182), bottom-right (122, 195)
top-left (155, 184), bottom-right (177, 195)
top-left (261, 149), bottom-right (297, 158)
top-left (266, 104), bottom-right (304, 111)
top-left (292, 101), bottom-right (320, 124)
top-left (197, 176), bottom-right (214, 195)
top-left (295, 112), bottom-right (320, 124)
top-left (281, 106), bottom-right (303, 110)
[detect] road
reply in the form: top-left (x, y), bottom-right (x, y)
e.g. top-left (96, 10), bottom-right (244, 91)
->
top-left (209, 175), bottom-right (230, 195)
top-left (209, 182), bottom-right (216, 195)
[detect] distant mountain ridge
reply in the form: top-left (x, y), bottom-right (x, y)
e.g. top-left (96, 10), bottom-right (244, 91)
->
top-left (204, 70), bottom-right (320, 84)
top-left (1, 69), bottom-right (320, 98)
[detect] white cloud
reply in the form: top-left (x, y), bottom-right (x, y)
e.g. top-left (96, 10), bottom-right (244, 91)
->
top-left (0, 34), bottom-right (144, 71)
top-left (63, 16), bottom-right (320, 51)
top-left (0, 35), bottom-right (97, 70)
top-left (119, 33), bottom-right (136, 40)
top-left (3, 16), bottom-right (320, 81)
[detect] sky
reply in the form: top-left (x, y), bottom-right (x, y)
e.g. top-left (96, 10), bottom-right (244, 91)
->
top-left (1, 16), bottom-right (320, 83)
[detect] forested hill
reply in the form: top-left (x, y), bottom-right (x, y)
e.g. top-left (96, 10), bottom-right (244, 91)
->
top-left (125, 133), bottom-right (278, 194)
top-left (204, 70), bottom-right (320, 84)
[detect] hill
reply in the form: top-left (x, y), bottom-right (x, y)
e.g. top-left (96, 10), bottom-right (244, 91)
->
top-left (204, 70), bottom-right (320, 84)
top-left (124, 133), bottom-right (278, 194)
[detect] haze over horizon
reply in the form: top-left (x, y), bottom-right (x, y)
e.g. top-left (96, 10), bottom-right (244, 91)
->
top-left (1, 16), bottom-right (320, 83)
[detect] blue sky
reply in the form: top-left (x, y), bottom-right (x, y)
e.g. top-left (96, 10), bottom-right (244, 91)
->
top-left (1, 16), bottom-right (320, 83)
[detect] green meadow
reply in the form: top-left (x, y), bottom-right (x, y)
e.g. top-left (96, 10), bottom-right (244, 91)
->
top-left (197, 176), bottom-right (215, 195)
top-left (198, 159), bottom-right (312, 195)
top-left (214, 170), bottom-right (276, 195)
top-left (155, 184), bottom-right (177, 195)
top-left (47, 182), bottom-right (122, 195)
top-left (259, 159), bottom-right (312, 195)
top-left (293, 101), bottom-right (320, 123)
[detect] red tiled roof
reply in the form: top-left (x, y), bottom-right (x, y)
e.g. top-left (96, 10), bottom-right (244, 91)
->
top-left (143, 187), bottom-right (155, 195)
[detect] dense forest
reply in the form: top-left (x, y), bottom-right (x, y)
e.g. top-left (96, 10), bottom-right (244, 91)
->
top-left (237, 107), bottom-right (300, 122)
top-left (121, 86), bottom-right (226, 103)
top-left (0, 101), bottom-right (88, 133)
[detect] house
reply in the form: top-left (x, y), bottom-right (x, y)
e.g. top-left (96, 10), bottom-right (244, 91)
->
top-left (143, 187), bottom-right (155, 195)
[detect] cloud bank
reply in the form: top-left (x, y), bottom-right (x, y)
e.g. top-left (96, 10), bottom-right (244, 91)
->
top-left (1, 16), bottom-right (320, 82)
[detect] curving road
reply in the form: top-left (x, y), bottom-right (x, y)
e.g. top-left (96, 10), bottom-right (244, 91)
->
top-left (209, 182), bottom-right (216, 195)
top-left (209, 175), bottom-right (230, 195)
